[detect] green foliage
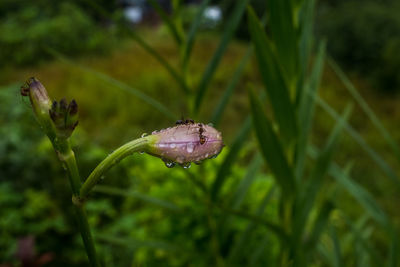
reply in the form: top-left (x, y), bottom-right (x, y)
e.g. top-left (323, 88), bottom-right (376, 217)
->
top-left (0, 2), bottom-right (115, 66)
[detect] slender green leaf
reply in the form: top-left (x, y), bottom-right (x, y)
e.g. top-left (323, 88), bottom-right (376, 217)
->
top-left (148, 0), bottom-right (183, 45)
top-left (293, 105), bottom-right (351, 250)
top-left (48, 49), bottom-right (177, 120)
top-left (194, 0), bottom-right (249, 113)
top-left (210, 46), bottom-right (253, 127)
top-left (247, 7), bottom-right (298, 142)
top-left (268, 0), bottom-right (298, 81)
top-left (182, 0), bottom-right (212, 70)
top-left (227, 186), bottom-right (276, 264)
top-left (94, 185), bottom-right (181, 212)
top-left (211, 117), bottom-right (252, 201)
top-left (330, 226), bottom-right (342, 267)
top-left (248, 235), bottom-right (270, 266)
top-left (328, 57), bottom-right (400, 163)
top-left (295, 41), bottom-right (326, 180)
top-left (305, 201), bottom-right (334, 250)
top-left (315, 96), bottom-right (400, 186)
top-left (308, 145), bottom-right (390, 229)
top-left (388, 228), bottom-right (399, 267)
top-left (248, 87), bottom-right (296, 197)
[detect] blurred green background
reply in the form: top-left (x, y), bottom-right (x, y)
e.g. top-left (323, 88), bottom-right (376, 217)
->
top-left (0, 0), bottom-right (399, 266)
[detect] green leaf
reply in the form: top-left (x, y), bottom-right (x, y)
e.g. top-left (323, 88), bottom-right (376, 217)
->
top-left (305, 201), bottom-right (334, 250)
top-left (194, 0), bottom-right (249, 113)
top-left (328, 57), bottom-right (400, 163)
top-left (315, 96), bottom-right (400, 186)
top-left (268, 0), bottom-right (298, 81)
top-left (211, 117), bottom-right (252, 201)
top-left (182, 0), bottom-right (212, 70)
top-left (97, 234), bottom-right (180, 251)
top-left (295, 41), bottom-right (326, 180)
top-left (308, 145), bottom-right (390, 229)
top-left (293, 105), bottom-right (351, 251)
top-left (210, 46), bottom-right (253, 127)
top-left (330, 225), bottom-right (342, 267)
top-left (147, 0), bottom-right (183, 45)
top-left (248, 87), bottom-right (296, 197)
top-left (247, 7), bottom-right (298, 142)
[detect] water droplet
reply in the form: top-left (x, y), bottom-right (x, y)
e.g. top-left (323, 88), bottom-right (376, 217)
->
top-left (100, 175), bottom-right (105, 180)
top-left (186, 143), bottom-right (194, 153)
top-left (139, 151), bottom-right (144, 154)
top-left (181, 162), bottom-right (191, 169)
top-left (141, 133), bottom-right (148, 138)
top-left (207, 123), bottom-right (214, 127)
top-left (210, 154), bottom-right (218, 159)
top-left (169, 143), bottom-right (176, 148)
top-left (164, 161), bottom-right (176, 168)
top-left (194, 161), bottom-right (202, 165)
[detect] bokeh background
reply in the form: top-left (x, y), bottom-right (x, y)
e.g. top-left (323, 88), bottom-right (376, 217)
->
top-left (0, 0), bottom-right (399, 266)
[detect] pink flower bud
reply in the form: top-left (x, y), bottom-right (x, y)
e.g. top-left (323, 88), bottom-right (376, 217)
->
top-left (147, 123), bottom-right (224, 168)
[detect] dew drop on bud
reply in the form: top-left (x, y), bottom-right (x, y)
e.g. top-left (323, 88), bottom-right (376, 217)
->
top-left (181, 162), bottom-right (191, 169)
top-left (207, 123), bottom-right (214, 127)
top-left (141, 133), bottom-right (148, 138)
top-left (186, 143), bottom-right (194, 153)
top-left (164, 161), bottom-right (176, 168)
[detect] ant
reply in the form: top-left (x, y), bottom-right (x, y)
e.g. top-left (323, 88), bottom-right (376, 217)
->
top-left (198, 123), bottom-right (207, 145)
top-left (176, 117), bottom-right (194, 125)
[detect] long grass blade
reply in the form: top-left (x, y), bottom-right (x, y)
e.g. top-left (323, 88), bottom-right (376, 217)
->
top-left (315, 96), bottom-right (400, 186)
top-left (247, 7), bottom-right (298, 142)
top-left (295, 41), bottom-right (326, 180)
top-left (248, 87), bottom-right (296, 197)
top-left (210, 46), bottom-right (253, 127)
top-left (211, 117), bottom-right (252, 201)
top-left (48, 49), bottom-right (177, 120)
top-left (97, 234), bottom-right (180, 251)
top-left (94, 185), bottom-right (181, 212)
top-left (305, 201), bottom-right (334, 250)
top-left (293, 105), bottom-right (351, 250)
top-left (268, 0), bottom-right (298, 81)
top-left (148, 0), bottom-right (183, 45)
top-left (308, 145), bottom-right (390, 229)
top-left (194, 0), bottom-right (249, 113)
top-left (182, 0), bottom-right (212, 70)
top-left (328, 57), bottom-right (400, 162)
top-left (330, 226), bottom-right (342, 267)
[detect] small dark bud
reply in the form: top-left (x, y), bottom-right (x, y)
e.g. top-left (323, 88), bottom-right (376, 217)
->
top-left (68, 99), bottom-right (78, 115)
top-left (59, 98), bottom-right (68, 112)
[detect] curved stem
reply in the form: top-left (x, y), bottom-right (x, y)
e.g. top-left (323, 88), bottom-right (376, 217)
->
top-left (54, 139), bottom-right (101, 267)
top-left (80, 136), bottom-right (157, 198)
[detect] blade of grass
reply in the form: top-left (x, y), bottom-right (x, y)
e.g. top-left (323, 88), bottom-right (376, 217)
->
top-left (388, 228), bottom-right (399, 267)
top-left (96, 234), bottom-right (180, 251)
top-left (210, 46), bottom-right (253, 127)
top-left (247, 7), bottom-right (298, 142)
top-left (182, 0), bottom-right (212, 71)
top-left (148, 0), bottom-right (183, 45)
top-left (248, 235), bottom-right (270, 266)
top-left (305, 201), bottom-right (334, 250)
top-left (315, 96), bottom-right (400, 186)
top-left (227, 186), bottom-right (277, 264)
top-left (308, 145), bottom-right (390, 229)
top-left (48, 49), bottom-right (177, 120)
top-left (268, 0), bottom-right (298, 81)
top-left (328, 57), bottom-right (400, 162)
top-left (93, 185), bottom-right (181, 212)
top-left (295, 41), bottom-right (326, 181)
top-left (330, 225), bottom-right (342, 267)
top-left (211, 117), bottom-right (252, 201)
top-left (248, 87), bottom-right (296, 197)
top-left (194, 0), bottom-right (249, 114)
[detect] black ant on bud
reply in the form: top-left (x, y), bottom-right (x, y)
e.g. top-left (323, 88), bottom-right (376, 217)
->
top-left (176, 117), bottom-right (195, 125)
top-left (198, 123), bottom-right (207, 145)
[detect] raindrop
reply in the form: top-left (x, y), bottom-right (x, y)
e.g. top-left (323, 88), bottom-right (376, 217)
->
top-left (141, 133), bottom-right (148, 138)
top-left (181, 162), bottom-right (191, 169)
top-left (164, 161), bottom-right (176, 168)
top-left (169, 143), bottom-right (176, 148)
top-left (210, 154), bottom-right (218, 159)
top-left (186, 143), bottom-right (194, 153)
top-left (207, 123), bottom-right (214, 127)
top-left (139, 151), bottom-right (144, 154)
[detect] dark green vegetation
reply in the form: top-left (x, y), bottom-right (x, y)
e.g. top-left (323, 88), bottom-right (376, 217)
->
top-left (1, 0), bottom-right (400, 266)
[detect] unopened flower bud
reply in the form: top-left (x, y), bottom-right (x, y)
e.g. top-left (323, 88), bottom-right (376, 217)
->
top-left (49, 98), bottom-right (79, 139)
top-left (21, 77), bottom-right (52, 123)
top-left (147, 122), bottom-right (224, 167)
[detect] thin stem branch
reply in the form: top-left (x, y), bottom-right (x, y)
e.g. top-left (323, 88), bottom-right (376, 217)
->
top-left (54, 139), bottom-right (101, 267)
top-left (80, 136), bottom-right (156, 198)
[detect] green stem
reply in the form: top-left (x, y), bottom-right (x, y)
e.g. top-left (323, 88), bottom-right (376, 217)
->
top-left (54, 139), bottom-right (101, 267)
top-left (80, 136), bottom-right (156, 198)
